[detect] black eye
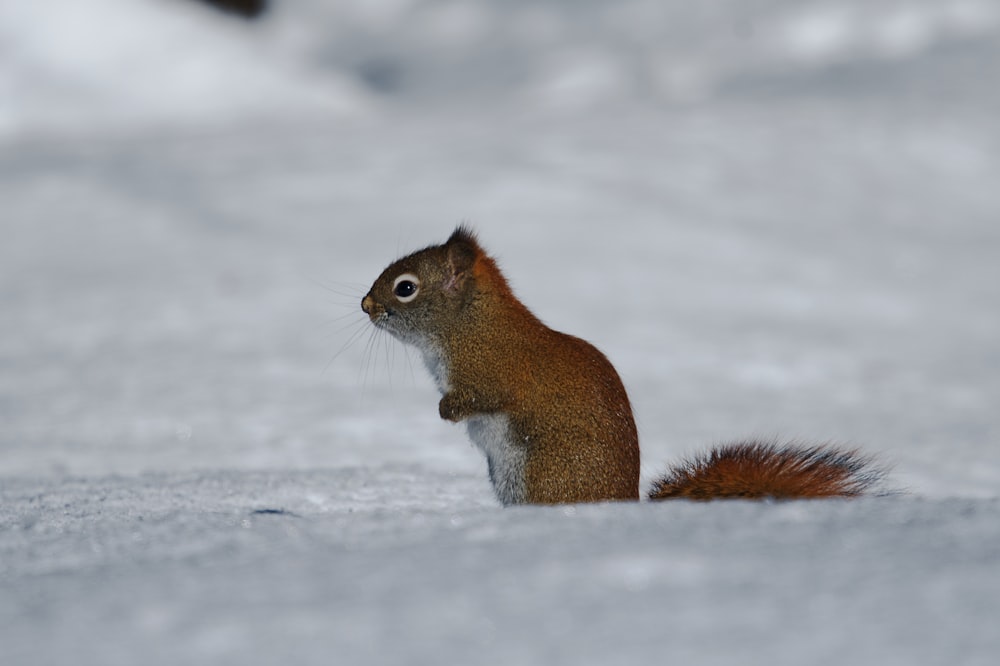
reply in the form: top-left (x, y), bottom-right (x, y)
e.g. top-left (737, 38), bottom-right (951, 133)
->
top-left (394, 281), bottom-right (416, 298)
top-left (392, 273), bottom-right (420, 302)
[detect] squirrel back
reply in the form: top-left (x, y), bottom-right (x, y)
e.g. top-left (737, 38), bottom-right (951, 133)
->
top-left (361, 227), bottom-right (885, 505)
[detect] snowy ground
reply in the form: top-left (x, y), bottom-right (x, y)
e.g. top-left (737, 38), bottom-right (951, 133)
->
top-left (2, 1), bottom-right (1000, 664)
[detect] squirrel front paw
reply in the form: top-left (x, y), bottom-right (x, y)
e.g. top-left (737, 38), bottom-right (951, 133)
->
top-left (439, 392), bottom-right (473, 422)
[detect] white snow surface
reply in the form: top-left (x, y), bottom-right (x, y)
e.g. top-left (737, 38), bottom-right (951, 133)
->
top-left (2, 1), bottom-right (999, 664)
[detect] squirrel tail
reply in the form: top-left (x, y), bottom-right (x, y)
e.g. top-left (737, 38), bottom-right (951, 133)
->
top-left (648, 439), bottom-right (886, 501)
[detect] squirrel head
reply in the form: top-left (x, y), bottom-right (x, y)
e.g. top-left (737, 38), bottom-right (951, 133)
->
top-left (361, 226), bottom-right (497, 347)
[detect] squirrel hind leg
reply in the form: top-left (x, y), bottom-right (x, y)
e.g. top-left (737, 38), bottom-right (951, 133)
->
top-left (648, 439), bottom-right (886, 501)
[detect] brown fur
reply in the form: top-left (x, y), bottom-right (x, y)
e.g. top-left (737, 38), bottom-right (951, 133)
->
top-left (438, 228), bottom-right (640, 503)
top-left (648, 440), bottom-right (883, 500)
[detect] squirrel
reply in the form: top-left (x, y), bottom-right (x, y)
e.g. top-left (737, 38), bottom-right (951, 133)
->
top-left (361, 227), bottom-right (885, 506)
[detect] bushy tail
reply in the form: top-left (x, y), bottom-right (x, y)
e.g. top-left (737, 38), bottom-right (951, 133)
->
top-left (648, 440), bottom-right (885, 501)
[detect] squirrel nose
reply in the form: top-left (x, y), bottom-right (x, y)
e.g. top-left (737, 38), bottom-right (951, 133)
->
top-left (361, 294), bottom-right (373, 314)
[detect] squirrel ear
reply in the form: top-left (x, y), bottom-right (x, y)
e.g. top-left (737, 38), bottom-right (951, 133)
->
top-left (444, 226), bottom-right (479, 292)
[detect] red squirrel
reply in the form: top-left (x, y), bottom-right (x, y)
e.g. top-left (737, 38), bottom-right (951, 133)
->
top-left (361, 227), bottom-right (884, 505)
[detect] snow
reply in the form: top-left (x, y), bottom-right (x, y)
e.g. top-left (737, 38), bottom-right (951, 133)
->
top-left (3, 473), bottom-right (998, 665)
top-left (2, 0), bottom-right (999, 664)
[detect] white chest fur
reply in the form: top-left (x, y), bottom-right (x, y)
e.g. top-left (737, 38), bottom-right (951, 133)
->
top-left (466, 414), bottom-right (526, 506)
top-left (418, 345), bottom-right (526, 505)
top-left (418, 345), bottom-right (449, 393)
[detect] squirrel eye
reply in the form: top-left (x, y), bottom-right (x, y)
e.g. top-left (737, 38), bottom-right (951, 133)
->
top-left (392, 273), bottom-right (420, 303)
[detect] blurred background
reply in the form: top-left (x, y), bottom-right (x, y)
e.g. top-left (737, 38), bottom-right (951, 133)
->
top-left (4, 1), bottom-right (1000, 135)
top-left (2, 0), bottom-right (999, 496)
